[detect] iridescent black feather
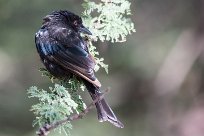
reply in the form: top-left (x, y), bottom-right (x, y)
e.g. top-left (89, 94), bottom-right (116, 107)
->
top-left (35, 10), bottom-right (124, 128)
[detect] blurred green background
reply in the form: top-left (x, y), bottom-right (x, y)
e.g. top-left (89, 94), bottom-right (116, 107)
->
top-left (1, 0), bottom-right (204, 136)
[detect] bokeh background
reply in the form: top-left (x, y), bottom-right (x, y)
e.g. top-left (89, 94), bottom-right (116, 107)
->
top-left (1, 0), bottom-right (204, 136)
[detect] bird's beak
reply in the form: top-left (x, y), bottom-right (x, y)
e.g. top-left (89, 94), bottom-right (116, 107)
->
top-left (79, 25), bottom-right (92, 35)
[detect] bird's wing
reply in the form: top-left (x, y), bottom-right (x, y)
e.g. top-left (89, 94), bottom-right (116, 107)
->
top-left (37, 27), bottom-right (101, 87)
top-left (52, 47), bottom-right (101, 87)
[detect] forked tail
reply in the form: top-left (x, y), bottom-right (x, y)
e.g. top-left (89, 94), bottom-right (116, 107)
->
top-left (84, 80), bottom-right (124, 128)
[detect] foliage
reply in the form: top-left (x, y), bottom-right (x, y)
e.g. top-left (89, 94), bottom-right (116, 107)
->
top-left (27, 85), bottom-right (78, 135)
top-left (82, 0), bottom-right (136, 42)
top-left (82, 0), bottom-right (135, 73)
top-left (27, 0), bottom-right (135, 136)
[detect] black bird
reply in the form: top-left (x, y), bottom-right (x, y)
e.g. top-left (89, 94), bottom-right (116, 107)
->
top-left (35, 10), bottom-right (124, 128)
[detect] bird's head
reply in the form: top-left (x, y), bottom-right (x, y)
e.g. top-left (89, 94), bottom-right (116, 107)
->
top-left (43, 10), bottom-right (92, 35)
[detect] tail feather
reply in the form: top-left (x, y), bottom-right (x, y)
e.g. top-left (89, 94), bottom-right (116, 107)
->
top-left (84, 80), bottom-right (124, 128)
top-left (90, 92), bottom-right (124, 128)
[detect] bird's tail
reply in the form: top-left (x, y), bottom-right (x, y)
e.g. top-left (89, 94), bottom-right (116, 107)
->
top-left (83, 81), bottom-right (124, 128)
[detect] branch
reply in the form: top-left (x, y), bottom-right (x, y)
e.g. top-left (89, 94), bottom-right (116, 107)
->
top-left (36, 88), bottom-right (111, 136)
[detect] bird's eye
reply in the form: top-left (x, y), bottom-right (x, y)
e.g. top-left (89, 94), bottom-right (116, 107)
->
top-left (73, 20), bottom-right (78, 26)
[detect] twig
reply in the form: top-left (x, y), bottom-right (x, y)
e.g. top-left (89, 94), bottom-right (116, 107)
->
top-left (36, 88), bottom-right (111, 136)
